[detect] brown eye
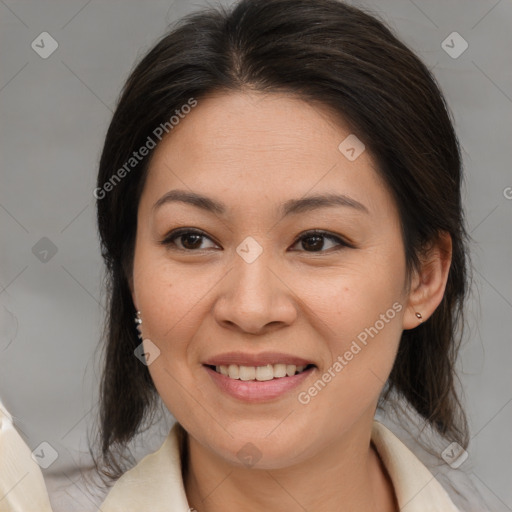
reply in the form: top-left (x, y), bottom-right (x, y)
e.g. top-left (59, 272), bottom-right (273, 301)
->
top-left (178, 233), bottom-right (204, 250)
top-left (291, 230), bottom-right (351, 253)
top-left (160, 229), bottom-right (218, 251)
top-left (300, 235), bottom-right (326, 251)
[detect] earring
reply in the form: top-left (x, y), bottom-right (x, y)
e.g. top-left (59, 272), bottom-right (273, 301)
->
top-left (134, 310), bottom-right (143, 339)
top-left (415, 312), bottom-right (423, 323)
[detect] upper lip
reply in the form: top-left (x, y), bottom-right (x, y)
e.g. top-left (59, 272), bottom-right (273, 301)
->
top-left (203, 351), bottom-right (315, 367)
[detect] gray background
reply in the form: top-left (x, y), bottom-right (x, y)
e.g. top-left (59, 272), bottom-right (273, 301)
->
top-left (1, 0), bottom-right (511, 510)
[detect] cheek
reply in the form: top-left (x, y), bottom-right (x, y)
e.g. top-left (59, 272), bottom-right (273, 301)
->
top-left (133, 227), bottom-right (219, 333)
top-left (301, 249), bottom-right (405, 339)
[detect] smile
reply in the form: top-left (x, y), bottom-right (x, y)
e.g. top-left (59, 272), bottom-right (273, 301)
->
top-left (203, 363), bottom-right (316, 402)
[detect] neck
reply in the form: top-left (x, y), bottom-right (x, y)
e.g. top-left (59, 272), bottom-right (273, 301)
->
top-left (183, 415), bottom-right (398, 512)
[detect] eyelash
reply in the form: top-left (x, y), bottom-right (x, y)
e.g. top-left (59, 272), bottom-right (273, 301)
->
top-left (159, 228), bottom-right (354, 253)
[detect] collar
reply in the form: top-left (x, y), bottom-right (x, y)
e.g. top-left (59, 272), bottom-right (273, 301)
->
top-left (370, 421), bottom-right (459, 511)
top-left (100, 420), bottom-right (459, 511)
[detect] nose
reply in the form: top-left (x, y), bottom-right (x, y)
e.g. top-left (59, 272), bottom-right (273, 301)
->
top-left (213, 247), bottom-right (298, 335)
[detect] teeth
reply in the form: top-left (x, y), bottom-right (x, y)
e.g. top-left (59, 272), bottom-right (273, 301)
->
top-left (214, 363), bottom-right (309, 380)
top-left (239, 365), bottom-right (255, 381)
top-left (228, 364), bottom-right (239, 379)
top-left (286, 364), bottom-right (296, 377)
top-left (273, 363), bottom-right (287, 378)
top-left (256, 365), bottom-right (274, 381)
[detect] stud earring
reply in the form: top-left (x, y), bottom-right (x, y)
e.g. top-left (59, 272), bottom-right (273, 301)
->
top-left (415, 311), bottom-right (423, 323)
top-left (134, 310), bottom-right (143, 339)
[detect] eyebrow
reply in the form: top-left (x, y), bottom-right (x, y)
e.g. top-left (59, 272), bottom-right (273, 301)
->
top-left (152, 189), bottom-right (369, 217)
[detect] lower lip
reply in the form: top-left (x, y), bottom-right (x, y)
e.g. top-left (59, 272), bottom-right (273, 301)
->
top-left (203, 365), bottom-right (315, 402)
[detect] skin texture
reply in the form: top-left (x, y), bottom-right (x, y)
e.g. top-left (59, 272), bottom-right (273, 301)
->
top-left (130, 91), bottom-right (452, 512)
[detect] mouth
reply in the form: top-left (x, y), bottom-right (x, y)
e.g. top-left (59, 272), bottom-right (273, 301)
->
top-left (201, 352), bottom-right (318, 402)
top-left (203, 362), bottom-right (316, 402)
top-left (205, 363), bottom-right (316, 381)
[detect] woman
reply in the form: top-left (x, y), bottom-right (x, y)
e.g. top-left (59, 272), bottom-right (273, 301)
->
top-left (92, 0), bottom-right (488, 510)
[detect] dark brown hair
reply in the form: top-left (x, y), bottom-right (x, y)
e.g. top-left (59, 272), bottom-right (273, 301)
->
top-left (93, 0), bottom-right (471, 482)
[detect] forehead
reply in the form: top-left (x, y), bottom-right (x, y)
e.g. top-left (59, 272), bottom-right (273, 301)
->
top-left (142, 91), bottom-right (392, 219)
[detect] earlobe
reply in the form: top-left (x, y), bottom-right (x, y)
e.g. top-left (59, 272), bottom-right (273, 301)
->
top-left (402, 232), bottom-right (452, 330)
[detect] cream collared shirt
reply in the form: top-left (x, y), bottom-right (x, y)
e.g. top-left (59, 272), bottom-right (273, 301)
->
top-left (99, 420), bottom-right (460, 512)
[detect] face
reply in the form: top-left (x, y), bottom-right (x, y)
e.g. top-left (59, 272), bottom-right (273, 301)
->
top-left (131, 91), bottom-right (413, 469)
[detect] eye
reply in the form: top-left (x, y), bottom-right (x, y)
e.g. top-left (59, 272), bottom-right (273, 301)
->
top-left (160, 228), bottom-right (219, 251)
top-left (289, 230), bottom-right (352, 252)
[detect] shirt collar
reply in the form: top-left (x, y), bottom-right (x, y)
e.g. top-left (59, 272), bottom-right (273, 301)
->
top-left (371, 420), bottom-right (460, 511)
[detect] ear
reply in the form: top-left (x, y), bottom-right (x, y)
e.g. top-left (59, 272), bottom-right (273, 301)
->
top-left (402, 231), bottom-right (452, 330)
